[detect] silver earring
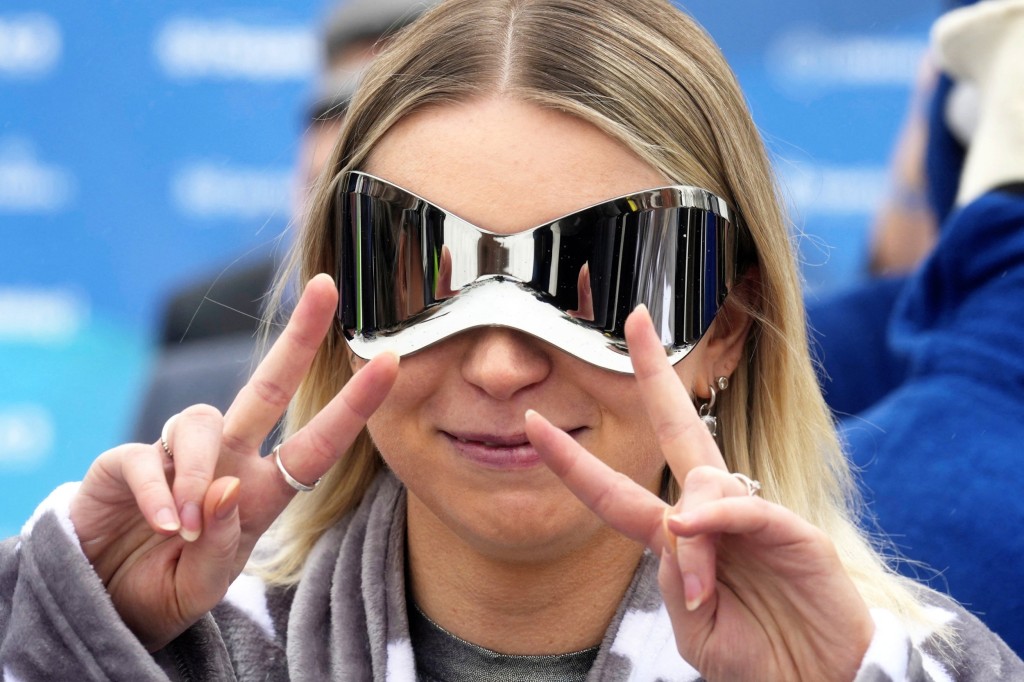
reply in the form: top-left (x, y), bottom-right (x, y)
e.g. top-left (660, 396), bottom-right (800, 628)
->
top-left (698, 376), bottom-right (729, 436)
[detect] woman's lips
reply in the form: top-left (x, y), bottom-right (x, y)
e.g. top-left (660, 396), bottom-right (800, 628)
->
top-left (444, 428), bottom-right (584, 470)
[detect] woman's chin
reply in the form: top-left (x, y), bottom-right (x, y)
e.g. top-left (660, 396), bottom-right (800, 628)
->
top-left (410, 484), bottom-right (609, 562)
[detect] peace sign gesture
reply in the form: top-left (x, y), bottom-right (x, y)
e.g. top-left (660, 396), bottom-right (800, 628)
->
top-left (524, 306), bottom-right (875, 681)
top-left (69, 274), bottom-right (399, 651)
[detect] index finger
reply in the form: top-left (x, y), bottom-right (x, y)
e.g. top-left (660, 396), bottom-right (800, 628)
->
top-left (524, 409), bottom-right (668, 551)
top-left (625, 305), bottom-right (727, 480)
top-left (269, 351), bottom-right (399, 496)
top-left (221, 274), bottom-right (338, 454)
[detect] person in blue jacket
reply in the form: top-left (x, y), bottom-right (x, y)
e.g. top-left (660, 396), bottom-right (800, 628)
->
top-left (809, 0), bottom-right (1024, 654)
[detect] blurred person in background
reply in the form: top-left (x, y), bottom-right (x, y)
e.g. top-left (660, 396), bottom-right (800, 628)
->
top-left (131, 0), bottom-right (440, 446)
top-left (808, 53), bottom-right (941, 420)
top-left (808, 0), bottom-right (1024, 654)
top-left (867, 56), bottom-right (941, 279)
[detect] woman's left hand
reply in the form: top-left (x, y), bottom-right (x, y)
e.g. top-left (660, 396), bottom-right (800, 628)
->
top-left (524, 306), bottom-right (874, 682)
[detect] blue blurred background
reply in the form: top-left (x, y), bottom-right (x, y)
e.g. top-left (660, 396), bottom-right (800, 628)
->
top-left (0, 0), bottom-right (940, 535)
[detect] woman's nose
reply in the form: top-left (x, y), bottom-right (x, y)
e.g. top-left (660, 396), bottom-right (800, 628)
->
top-left (460, 327), bottom-right (552, 400)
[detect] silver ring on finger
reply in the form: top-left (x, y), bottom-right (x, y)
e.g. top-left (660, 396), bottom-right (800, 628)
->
top-left (731, 472), bottom-right (762, 497)
top-left (273, 444), bottom-right (321, 492)
top-left (160, 414), bottom-right (178, 459)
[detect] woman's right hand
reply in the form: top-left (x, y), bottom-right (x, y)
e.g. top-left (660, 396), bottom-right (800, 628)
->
top-left (68, 274), bottom-right (399, 652)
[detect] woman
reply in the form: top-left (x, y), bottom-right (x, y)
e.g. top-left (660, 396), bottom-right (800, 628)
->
top-left (1, 0), bottom-right (1019, 679)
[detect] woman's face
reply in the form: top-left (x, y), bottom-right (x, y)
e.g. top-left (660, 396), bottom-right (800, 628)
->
top-left (360, 97), bottom-right (722, 560)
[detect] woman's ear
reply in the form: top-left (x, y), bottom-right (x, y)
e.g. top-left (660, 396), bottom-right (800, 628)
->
top-left (703, 265), bottom-right (760, 379)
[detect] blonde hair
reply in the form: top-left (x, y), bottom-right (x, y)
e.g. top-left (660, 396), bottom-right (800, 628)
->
top-left (258, 0), bottom-right (950, 644)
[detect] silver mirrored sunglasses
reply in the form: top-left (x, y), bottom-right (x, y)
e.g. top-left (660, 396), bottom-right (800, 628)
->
top-left (334, 171), bottom-right (747, 373)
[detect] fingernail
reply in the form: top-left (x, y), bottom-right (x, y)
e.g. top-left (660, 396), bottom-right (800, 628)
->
top-left (155, 507), bottom-right (180, 533)
top-left (684, 573), bottom-right (704, 612)
top-left (179, 502), bottom-right (202, 542)
top-left (215, 478), bottom-right (241, 521)
top-left (666, 513), bottom-right (690, 536)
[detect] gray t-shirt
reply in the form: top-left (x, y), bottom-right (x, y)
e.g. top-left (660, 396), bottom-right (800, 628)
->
top-left (409, 601), bottom-right (598, 682)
